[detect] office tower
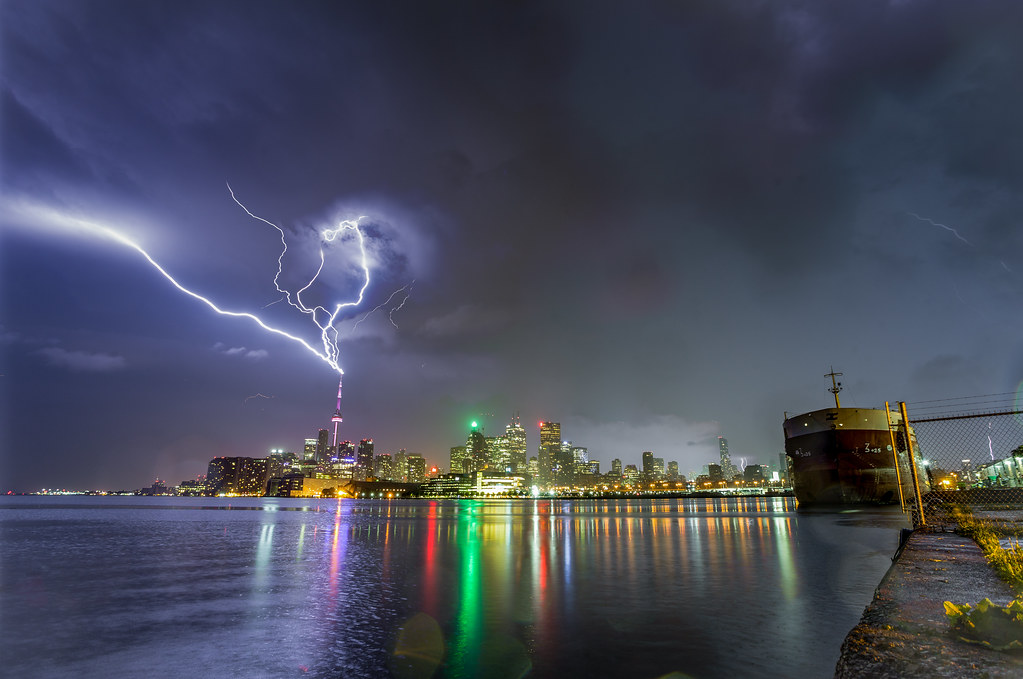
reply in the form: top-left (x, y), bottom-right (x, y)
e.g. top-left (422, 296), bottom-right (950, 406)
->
top-left (653, 457), bottom-right (665, 480)
top-left (708, 463), bottom-right (723, 484)
top-left (642, 451), bottom-right (655, 480)
top-left (450, 445), bottom-right (469, 474)
top-left (467, 423), bottom-right (488, 473)
top-left (406, 454), bottom-right (427, 483)
top-left (303, 438), bottom-right (317, 461)
top-left (395, 449), bottom-right (409, 481)
top-left (374, 453), bottom-right (393, 481)
top-left (611, 458), bottom-right (623, 476)
top-left (506, 415), bottom-right (527, 472)
top-left (572, 446), bottom-right (588, 473)
top-left (719, 436), bottom-right (738, 480)
top-left (538, 421), bottom-right (561, 486)
top-left (334, 441), bottom-right (355, 479)
top-left (488, 435), bottom-right (509, 471)
top-left (623, 464), bottom-right (640, 486)
top-left (667, 460), bottom-right (679, 481)
top-left (355, 439), bottom-right (374, 481)
top-left (316, 429), bottom-right (330, 464)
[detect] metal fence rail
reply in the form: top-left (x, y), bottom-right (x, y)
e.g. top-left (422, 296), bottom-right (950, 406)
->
top-left (905, 405), bottom-right (1023, 532)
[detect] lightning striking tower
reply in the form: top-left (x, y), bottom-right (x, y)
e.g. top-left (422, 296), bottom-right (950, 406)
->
top-left (331, 376), bottom-right (344, 451)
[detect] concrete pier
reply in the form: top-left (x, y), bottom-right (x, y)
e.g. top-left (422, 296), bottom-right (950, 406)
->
top-left (835, 531), bottom-right (1023, 677)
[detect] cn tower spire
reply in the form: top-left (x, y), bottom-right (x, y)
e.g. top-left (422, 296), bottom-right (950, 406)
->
top-left (331, 375), bottom-right (343, 449)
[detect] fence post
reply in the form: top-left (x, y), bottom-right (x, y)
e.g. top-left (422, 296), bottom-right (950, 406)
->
top-left (899, 401), bottom-right (926, 528)
top-left (885, 401), bottom-right (906, 512)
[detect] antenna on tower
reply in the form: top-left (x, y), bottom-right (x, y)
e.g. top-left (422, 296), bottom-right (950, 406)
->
top-left (826, 367), bottom-right (843, 408)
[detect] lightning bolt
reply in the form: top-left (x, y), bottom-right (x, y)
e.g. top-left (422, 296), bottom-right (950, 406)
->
top-left (12, 190), bottom-right (403, 377)
top-left (244, 393), bottom-right (275, 403)
top-left (350, 280), bottom-right (415, 333)
top-left (908, 212), bottom-right (971, 246)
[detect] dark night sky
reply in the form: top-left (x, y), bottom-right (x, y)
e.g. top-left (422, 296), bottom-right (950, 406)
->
top-left (3, 1), bottom-right (1023, 490)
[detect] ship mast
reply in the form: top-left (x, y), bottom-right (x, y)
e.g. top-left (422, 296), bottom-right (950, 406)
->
top-left (826, 367), bottom-right (843, 408)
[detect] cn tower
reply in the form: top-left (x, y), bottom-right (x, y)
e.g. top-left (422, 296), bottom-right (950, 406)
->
top-left (331, 376), bottom-right (343, 451)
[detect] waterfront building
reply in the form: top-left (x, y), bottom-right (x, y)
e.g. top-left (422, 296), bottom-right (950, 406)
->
top-left (743, 464), bottom-right (765, 486)
top-left (708, 463), bottom-right (723, 485)
top-left (206, 457), bottom-right (270, 495)
top-left (475, 471), bottom-right (526, 495)
top-left (420, 473), bottom-right (473, 497)
top-left (653, 457), bottom-right (665, 480)
top-left (527, 456), bottom-right (539, 477)
top-left (506, 415), bottom-right (527, 472)
top-left (623, 464), bottom-right (640, 486)
top-left (611, 458), bottom-right (623, 477)
top-left (667, 460), bottom-right (679, 481)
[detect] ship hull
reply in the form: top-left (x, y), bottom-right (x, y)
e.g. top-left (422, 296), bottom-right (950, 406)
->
top-left (784, 407), bottom-right (921, 506)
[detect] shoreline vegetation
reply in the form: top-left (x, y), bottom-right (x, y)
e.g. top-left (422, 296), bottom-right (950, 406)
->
top-left (951, 506), bottom-right (1023, 591)
top-left (942, 506), bottom-right (1023, 651)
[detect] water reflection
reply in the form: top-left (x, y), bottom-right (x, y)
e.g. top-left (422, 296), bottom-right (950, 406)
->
top-left (0, 496), bottom-right (907, 679)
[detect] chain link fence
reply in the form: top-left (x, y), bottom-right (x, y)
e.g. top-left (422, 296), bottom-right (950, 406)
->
top-left (905, 397), bottom-right (1023, 532)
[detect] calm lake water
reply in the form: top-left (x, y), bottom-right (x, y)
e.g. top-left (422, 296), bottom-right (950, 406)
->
top-left (0, 496), bottom-right (909, 678)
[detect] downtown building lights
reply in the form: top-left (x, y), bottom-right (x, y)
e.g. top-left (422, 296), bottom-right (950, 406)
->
top-left (71, 415), bottom-right (790, 499)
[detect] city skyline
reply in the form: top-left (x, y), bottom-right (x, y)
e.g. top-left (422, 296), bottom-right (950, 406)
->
top-left (4, 3), bottom-right (1023, 490)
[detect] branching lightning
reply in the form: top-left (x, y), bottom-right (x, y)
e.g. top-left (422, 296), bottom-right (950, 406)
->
top-left (244, 393), bottom-right (275, 403)
top-left (15, 189), bottom-right (411, 378)
top-left (350, 281), bottom-right (415, 333)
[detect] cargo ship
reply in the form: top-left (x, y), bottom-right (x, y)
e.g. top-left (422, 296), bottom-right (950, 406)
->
top-left (783, 370), bottom-right (925, 505)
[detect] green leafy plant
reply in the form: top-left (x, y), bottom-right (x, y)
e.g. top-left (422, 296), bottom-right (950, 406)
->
top-left (944, 598), bottom-right (1023, 651)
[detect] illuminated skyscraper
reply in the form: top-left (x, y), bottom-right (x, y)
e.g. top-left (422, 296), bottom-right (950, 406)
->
top-left (719, 436), bottom-right (738, 480)
top-left (467, 423), bottom-right (488, 473)
top-left (612, 458), bottom-right (623, 476)
top-left (355, 439), bottom-right (374, 481)
top-left (653, 457), bottom-right (665, 480)
top-left (406, 454), bottom-right (427, 482)
top-left (506, 415), bottom-right (527, 472)
top-left (450, 445), bottom-right (469, 474)
top-left (571, 446), bottom-right (588, 473)
top-left (374, 453), bottom-right (393, 481)
top-left (316, 429), bottom-right (330, 464)
top-left (303, 438), bottom-right (317, 461)
top-left (538, 421), bottom-right (561, 486)
top-left (642, 451), bottom-right (655, 481)
top-left (395, 449), bottom-right (409, 481)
